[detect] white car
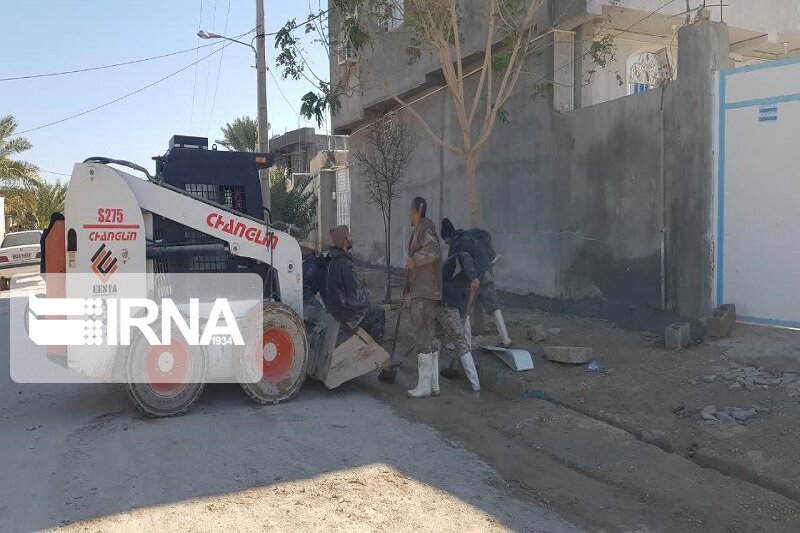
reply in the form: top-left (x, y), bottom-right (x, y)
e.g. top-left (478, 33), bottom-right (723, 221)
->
top-left (0, 230), bottom-right (42, 291)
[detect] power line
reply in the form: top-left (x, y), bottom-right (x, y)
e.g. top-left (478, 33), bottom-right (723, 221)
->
top-left (0, 40), bottom-right (221, 83)
top-left (0, 11), bottom-right (318, 83)
top-left (207, 0), bottom-right (232, 135)
top-left (190, 0), bottom-right (205, 131)
top-left (38, 169), bottom-right (71, 177)
top-left (268, 68), bottom-right (314, 126)
top-left (14, 42), bottom-right (233, 137)
top-left (200, 0), bottom-right (219, 129)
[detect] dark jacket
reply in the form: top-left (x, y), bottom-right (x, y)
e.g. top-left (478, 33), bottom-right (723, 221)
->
top-left (324, 246), bottom-right (368, 330)
top-left (447, 228), bottom-right (496, 275)
top-left (408, 217), bottom-right (442, 301)
top-left (302, 252), bottom-right (328, 302)
top-left (442, 251), bottom-right (478, 313)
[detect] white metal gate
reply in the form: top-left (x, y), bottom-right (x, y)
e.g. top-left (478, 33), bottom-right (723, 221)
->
top-left (716, 57), bottom-right (800, 328)
top-left (335, 168), bottom-right (351, 227)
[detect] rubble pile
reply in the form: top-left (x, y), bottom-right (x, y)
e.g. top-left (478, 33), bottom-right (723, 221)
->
top-left (700, 405), bottom-right (769, 424)
top-left (691, 366), bottom-right (799, 396)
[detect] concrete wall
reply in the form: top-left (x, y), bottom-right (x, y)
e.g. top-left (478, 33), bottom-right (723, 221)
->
top-left (663, 21), bottom-right (730, 319)
top-left (344, 22), bottom-right (728, 321)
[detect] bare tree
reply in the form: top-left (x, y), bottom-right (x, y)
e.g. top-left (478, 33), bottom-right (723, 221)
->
top-left (353, 119), bottom-right (415, 302)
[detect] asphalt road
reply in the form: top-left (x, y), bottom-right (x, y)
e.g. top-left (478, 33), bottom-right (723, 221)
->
top-left (0, 280), bottom-right (577, 532)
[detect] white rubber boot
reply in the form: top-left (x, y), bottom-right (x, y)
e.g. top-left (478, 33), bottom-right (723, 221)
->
top-left (407, 353), bottom-right (433, 398)
top-left (493, 310), bottom-right (512, 347)
top-left (464, 316), bottom-right (472, 350)
top-left (460, 352), bottom-right (481, 391)
top-left (430, 351), bottom-right (440, 397)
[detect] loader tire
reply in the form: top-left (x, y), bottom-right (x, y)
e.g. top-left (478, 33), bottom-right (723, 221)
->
top-left (239, 301), bottom-right (308, 405)
top-left (125, 329), bottom-right (206, 418)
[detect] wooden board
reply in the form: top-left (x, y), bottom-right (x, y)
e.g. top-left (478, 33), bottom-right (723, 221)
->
top-left (320, 328), bottom-right (390, 389)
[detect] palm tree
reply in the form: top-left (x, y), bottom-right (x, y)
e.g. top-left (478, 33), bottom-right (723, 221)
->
top-left (0, 115), bottom-right (41, 188)
top-left (215, 116), bottom-right (260, 152)
top-left (33, 180), bottom-right (67, 228)
top-left (0, 180), bottom-right (66, 230)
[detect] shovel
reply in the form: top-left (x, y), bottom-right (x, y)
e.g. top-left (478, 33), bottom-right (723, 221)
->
top-left (440, 287), bottom-right (477, 380)
top-left (378, 277), bottom-right (409, 383)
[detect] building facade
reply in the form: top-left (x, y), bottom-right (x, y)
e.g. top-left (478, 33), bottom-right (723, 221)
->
top-left (330, 1), bottom-right (797, 323)
top-left (270, 127), bottom-right (348, 183)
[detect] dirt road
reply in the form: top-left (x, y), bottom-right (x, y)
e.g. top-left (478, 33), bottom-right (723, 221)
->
top-left (4, 272), bottom-right (800, 532)
top-left (0, 287), bottom-right (574, 532)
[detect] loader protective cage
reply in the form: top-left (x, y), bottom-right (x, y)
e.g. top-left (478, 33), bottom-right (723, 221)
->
top-left (9, 273), bottom-right (267, 385)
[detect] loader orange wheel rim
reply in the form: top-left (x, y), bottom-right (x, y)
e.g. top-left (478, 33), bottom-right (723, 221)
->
top-left (144, 339), bottom-right (191, 396)
top-left (260, 328), bottom-right (294, 383)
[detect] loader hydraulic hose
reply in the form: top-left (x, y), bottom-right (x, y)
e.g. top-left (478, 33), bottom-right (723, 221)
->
top-left (83, 157), bottom-right (155, 181)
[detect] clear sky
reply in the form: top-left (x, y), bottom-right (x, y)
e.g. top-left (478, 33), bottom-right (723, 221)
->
top-left (1, 0), bottom-right (329, 182)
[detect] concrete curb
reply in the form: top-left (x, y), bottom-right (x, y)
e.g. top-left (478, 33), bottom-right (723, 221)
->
top-left (475, 353), bottom-right (800, 506)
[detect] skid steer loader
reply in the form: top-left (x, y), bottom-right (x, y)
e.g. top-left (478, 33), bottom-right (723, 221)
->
top-left (39, 136), bottom-right (389, 417)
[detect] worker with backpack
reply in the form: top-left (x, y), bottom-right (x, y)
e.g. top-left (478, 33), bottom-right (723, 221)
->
top-left (440, 218), bottom-right (512, 348)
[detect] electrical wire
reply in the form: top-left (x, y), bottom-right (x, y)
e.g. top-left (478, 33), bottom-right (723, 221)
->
top-left (268, 68), bottom-right (315, 126)
top-left (38, 169), bottom-right (71, 177)
top-left (190, 0), bottom-right (205, 131)
top-left (207, 0), bottom-right (232, 135)
top-left (200, 0), bottom-right (219, 129)
top-left (14, 42), bottom-right (233, 137)
top-left (1, 40), bottom-right (223, 83)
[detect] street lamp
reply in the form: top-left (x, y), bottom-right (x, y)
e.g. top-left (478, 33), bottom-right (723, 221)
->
top-left (197, 30), bottom-right (254, 53)
top-left (198, 6), bottom-right (270, 216)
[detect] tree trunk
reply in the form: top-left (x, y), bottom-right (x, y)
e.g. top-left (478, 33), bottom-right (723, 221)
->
top-left (384, 210), bottom-right (392, 303)
top-left (465, 150), bottom-right (482, 226)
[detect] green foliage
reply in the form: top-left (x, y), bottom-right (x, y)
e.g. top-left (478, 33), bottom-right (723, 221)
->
top-left (2, 180), bottom-right (67, 230)
top-left (215, 116), bottom-right (259, 152)
top-left (268, 166), bottom-right (318, 238)
top-left (0, 115), bottom-right (41, 188)
top-left (589, 34), bottom-right (616, 69)
top-left (301, 83), bottom-right (341, 128)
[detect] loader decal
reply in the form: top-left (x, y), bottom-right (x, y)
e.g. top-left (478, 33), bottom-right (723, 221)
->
top-left (206, 212), bottom-right (279, 250)
top-left (90, 244), bottom-right (119, 283)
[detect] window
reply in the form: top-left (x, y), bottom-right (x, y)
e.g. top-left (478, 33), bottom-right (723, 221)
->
top-left (378, 0), bottom-right (404, 31)
top-left (338, 38), bottom-right (358, 65)
top-left (1, 231), bottom-right (41, 247)
top-left (337, 7), bottom-right (359, 65)
top-left (627, 48), bottom-right (673, 95)
top-left (627, 51), bottom-right (659, 94)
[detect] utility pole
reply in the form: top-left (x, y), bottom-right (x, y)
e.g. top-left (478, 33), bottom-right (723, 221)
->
top-left (256, 0), bottom-right (271, 218)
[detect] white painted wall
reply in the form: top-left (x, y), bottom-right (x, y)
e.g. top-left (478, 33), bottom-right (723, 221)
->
top-left (716, 57), bottom-right (800, 326)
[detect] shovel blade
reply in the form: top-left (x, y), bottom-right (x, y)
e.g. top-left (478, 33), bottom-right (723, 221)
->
top-left (481, 345), bottom-right (534, 372)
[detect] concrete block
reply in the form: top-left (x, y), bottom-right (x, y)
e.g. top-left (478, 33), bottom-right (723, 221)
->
top-left (665, 322), bottom-right (691, 350)
top-left (526, 324), bottom-right (547, 343)
top-left (543, 346), bottom-right (593, 364)
top-left (708, 304), bottom-right (736, 338)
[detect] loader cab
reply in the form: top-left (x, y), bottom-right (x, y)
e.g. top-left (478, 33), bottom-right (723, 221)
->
top-left (150, 135), bottom-right (277, 295)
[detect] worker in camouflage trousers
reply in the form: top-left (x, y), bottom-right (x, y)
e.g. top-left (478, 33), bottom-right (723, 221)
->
top-left (405, 197), bottom-right (443, 398)
top-left (439, 251), bottom-right (482, 391)
top-left (441, 218), bottom-right (512, 348)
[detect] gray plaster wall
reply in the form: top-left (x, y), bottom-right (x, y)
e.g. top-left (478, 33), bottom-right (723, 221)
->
top-left (345, 22), bottom-right (728, 320)
top-left (663, 22), bottom-right (730, 318)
